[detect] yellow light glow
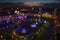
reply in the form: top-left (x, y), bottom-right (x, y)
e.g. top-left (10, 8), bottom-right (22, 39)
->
top-left (20, 36), bottom-right (25, 38)
top-left (42, 14), bottom-right (52, 18)
top-left (37, 15), bottom-right (41, 17)
top-left (57, 24), bottom-right (60, 26)
top-left (24, 37), bottom-right (27, 40)
top-left (0, 35), bottom-right (3, 38)
top-left (12, 31), bottom-right (16, 35)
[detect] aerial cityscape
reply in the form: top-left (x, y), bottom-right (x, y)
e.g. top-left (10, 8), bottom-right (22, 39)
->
top-left (0, 0), bottom-right (60, 40)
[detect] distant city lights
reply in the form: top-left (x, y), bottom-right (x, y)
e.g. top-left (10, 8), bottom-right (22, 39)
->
top-left (18, 16), bottom-right (22, 20)
top-left (31, 24), bottom-right (37, 28)
top-left (44, 20), bottom-right (47, 24)
top-left (3, 18), bottom-right (7, 21)
top-left (35, 22), bottom-right (38, 24)
top-left (21, 28), bottom-right (27, 33)
top-left (37, 18), bottom-right (41, 23)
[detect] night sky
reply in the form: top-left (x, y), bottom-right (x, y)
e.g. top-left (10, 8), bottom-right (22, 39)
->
top-left (0, 0), bottom-right (60, 3)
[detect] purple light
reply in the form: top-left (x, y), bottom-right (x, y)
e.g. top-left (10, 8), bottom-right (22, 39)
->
top-left (3, 18), bottom-right (7, 20)
top-left (37, 18), bottom-right (41, 23)
top-left (31, 24), bottom-right (36, 28)
top-left (7, 19), bottom-right (10, 23)
top-left (18, 16), bottom-right (22, 19)
top-left (21, 28), bottom-right (27, 33)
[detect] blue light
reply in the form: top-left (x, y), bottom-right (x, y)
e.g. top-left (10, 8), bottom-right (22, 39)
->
top-left (21, 28), bottom-right (27, 33)
top-left (37, 18), bottom-right (41, 23)
top-left (18, 16), bottom-right (22, 19)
